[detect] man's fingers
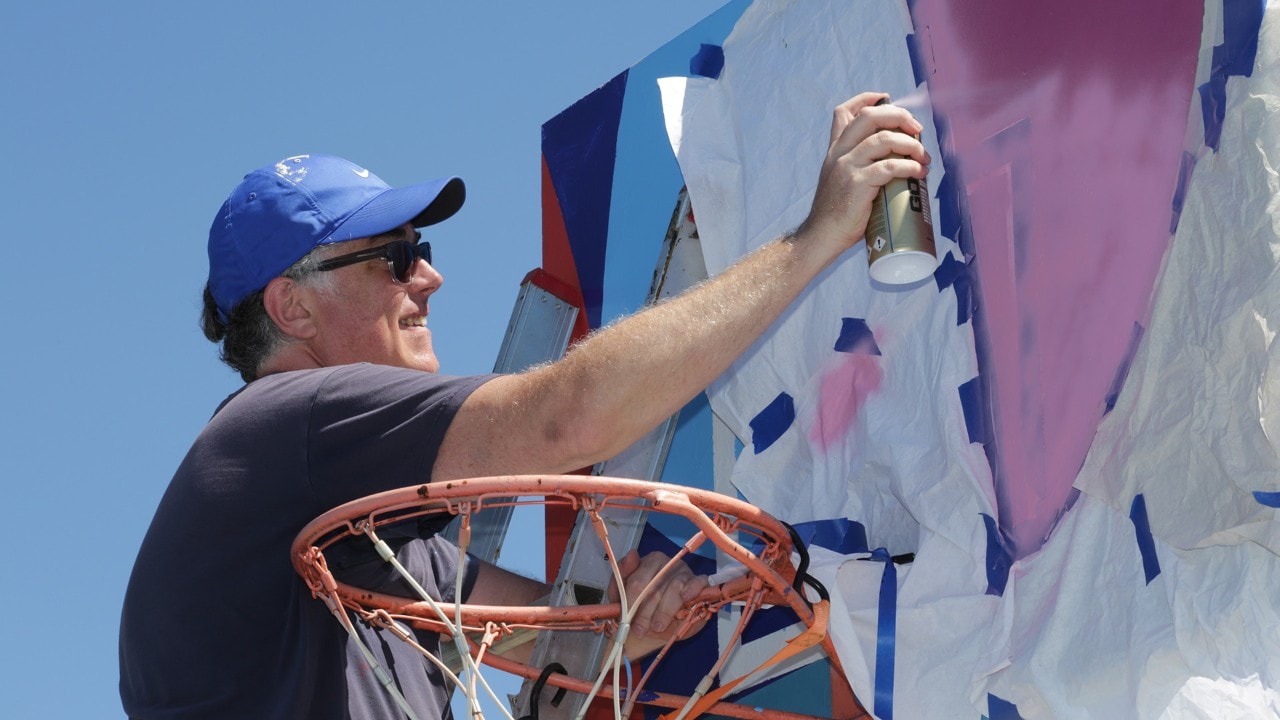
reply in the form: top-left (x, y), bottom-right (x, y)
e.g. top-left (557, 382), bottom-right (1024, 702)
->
top-left (647, 574), bottom-right (687, 634)
top-left (608, 550), bottom-right (643, 603)
top-left (618, 549), bottom-right (641, 577)
top-left (624, 553), bottom-right (669, 636)
top-left (681, 573), bottom-right (708, 603)
top-left (654, 573), bottom-right (711, 638)
top-left (608, 549), bottom-right (717, 641)
top-left (829, 99), bottom-right (926, 163)
top-left (829, 91), bottom-right (890, 144)
top-left (861, 128), bottom-right (931, 166)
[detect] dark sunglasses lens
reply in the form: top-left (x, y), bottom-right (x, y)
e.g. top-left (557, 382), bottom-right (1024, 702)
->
top-left (385, 241), bottom-right (432, 283)
top-left (388, 241), bottom-right (416, 282)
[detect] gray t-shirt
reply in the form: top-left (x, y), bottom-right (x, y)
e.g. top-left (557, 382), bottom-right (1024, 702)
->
top-left (120, 363), bottom-right (495, 719)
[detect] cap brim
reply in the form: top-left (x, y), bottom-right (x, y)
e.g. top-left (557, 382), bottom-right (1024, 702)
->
top-left (326, 176), bottom-right (466, 243)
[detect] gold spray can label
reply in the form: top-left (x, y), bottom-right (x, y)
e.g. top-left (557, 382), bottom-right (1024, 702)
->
top-left (867, 169), bottom-right (936, 284)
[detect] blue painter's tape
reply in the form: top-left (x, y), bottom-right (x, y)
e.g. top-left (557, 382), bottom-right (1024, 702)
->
top-left (932, 226), bottom-right (975, 327)
top-left (981, 513), bottom-right (1012, 596)
top-left (1170, 150), bottom-right (1196, 234)
top-left (862, 548), bottom-right (897, 720)
top-left (740, 517), bottom-right (869, 643)
top-left (933, 250), bottom-right (964, 291)
top-left (952, 258), bottom-right (973, 326)
top-left (905, 33), bottom-right (927, 87)
top-left (1254, 490), bottom-right (1280, 508)
top-left (1198, 0), bottom-right (1264, 150)
top-left (1129, 494), bottom-right (1161, 584)
top-left (690, 43), bottom-right (725, 79)
top-left (791, 517), bottom-right (870, 555)
top-left (749, 392), bottom-right (795, 453)
top-left (1218, 0), bottom-right (1265, 76)
top-left (742, 515), bottom-right (870, 638)
top-left (834, 317), bottom-right (881, 355)
top-left (959, 376), bottom-right (987, 446)
top-left (1104, 323), bottom-right (1145, 414)
top-left (934, 157), bottom-right (962, 239)
top-left (934, 167), bottom-right (975, 330)
top-left (1198, 81), bottom-right (1228, 152)
top-left (987, 693), bottom-right (1025, 720)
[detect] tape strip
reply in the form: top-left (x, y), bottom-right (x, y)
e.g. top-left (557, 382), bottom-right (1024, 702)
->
top-left (749, 392), bottom-right (795, 453)
top-left (1252, 490), bottom-right (1280, 508)
top-left (987, 692), bottom-right (1025, 720)
top-left (690, 43), bottom-right (725, 79)
top-left (1129, 493), bottom-right (1161, 584)
top-left (862, 548), bottom-right (897, 720)
top-left (981, 513), bottom-right (1012, 596)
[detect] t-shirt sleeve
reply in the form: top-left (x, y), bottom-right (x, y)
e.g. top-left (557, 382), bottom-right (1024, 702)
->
top-left (305, 364), bottom-right (497, 511)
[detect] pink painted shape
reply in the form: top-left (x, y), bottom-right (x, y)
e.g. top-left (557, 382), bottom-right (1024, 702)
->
top-left (812, 353), bottom-right (884, 453)
top-left (912, 0), bottom-right (1204, 556)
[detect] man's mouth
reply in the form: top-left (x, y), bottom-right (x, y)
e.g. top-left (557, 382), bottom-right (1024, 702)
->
top-left (400, 316), bottom-right (427, 329)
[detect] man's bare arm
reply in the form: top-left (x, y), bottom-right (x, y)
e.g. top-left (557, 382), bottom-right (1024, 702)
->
top-left (434, 93), bottom-right (929, 481)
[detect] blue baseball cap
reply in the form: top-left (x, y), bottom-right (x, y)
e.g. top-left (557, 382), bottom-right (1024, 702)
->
top-left (208, 154), bottom-right (465, 319)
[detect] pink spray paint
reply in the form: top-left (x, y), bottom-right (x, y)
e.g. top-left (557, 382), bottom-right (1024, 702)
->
top-left (811, 333), bottom-right (884, 453)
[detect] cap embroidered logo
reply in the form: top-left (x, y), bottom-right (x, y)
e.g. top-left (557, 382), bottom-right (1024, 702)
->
top-left (275, 155), bottom-right (310, 184)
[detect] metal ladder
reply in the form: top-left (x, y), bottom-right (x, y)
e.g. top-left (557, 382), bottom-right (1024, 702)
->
top-left (442, 268), bottom-right (581, 563)
top-left (512, 189), bottom-right (709, 720)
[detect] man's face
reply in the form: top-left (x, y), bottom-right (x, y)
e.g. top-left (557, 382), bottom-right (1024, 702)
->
top-left (303, 224), bottom-right (445, 373)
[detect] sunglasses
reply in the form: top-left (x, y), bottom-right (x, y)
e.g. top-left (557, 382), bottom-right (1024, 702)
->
top-left (314, 238), bottom-right (433, 284)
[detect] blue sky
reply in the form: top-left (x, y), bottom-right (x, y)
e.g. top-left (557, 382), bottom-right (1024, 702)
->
top-left (0, 2), bottom-right (728, 716)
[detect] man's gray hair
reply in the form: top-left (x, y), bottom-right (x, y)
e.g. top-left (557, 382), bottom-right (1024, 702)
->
top-left (200, 248), bottom-right (329, 382)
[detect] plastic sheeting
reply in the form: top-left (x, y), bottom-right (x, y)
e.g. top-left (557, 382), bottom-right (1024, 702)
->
top-left (660, 0), bottom-right (1280, 717)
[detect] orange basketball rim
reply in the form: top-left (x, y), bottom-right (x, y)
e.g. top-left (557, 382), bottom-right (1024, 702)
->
top-left (292, 474), bottom-right (869, 720)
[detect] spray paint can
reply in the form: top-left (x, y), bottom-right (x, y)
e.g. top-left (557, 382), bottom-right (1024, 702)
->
top-left (865, 99), bottom-right (937, 285)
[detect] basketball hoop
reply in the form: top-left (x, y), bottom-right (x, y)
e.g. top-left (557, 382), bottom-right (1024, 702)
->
top-left (292, 475), bottom-right (868, 720)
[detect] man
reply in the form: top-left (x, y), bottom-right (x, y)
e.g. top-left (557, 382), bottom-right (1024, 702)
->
top-left (119, 92), bottom-right (929, 718)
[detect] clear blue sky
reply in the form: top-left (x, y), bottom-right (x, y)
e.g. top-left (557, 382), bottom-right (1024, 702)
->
top-left (0, 2), bottom-right (728, 716)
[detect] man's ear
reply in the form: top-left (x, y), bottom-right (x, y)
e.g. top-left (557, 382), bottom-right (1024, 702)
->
top-left (263, 276), bottom-right (317, 340)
